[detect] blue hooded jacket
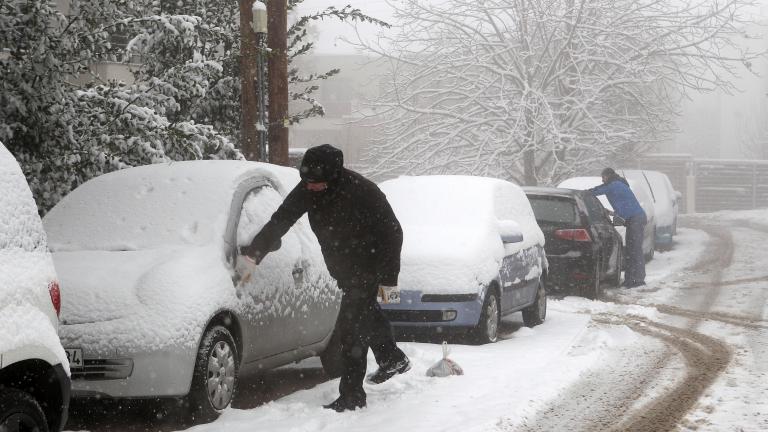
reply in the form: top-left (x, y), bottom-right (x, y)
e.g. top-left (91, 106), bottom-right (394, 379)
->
top-left (590, 180), bottom-right (645, 220)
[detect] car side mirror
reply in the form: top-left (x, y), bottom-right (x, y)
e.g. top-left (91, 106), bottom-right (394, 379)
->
top-left (498, 220), bottom-right (524, 244)
top-left (674, 190), bottom-right (682, 201)
top-left (612, 216), bottom-right (626, 227)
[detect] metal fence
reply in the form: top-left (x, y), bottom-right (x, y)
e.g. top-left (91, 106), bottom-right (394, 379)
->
top-left (638, 154), bottom-right (768, 213)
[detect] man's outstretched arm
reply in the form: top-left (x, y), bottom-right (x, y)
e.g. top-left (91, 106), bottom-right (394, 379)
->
top-left (241, 184), bottom-right (309, 263)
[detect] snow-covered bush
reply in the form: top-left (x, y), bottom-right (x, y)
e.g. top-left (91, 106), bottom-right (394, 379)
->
top-left (0, 0), bottom-right (240, 211)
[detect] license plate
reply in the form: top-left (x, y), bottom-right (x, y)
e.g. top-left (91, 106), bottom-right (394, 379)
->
top-left (65, 348), bottom-right (84, 369)
top-left (377, 285), bottom-right (401, 304)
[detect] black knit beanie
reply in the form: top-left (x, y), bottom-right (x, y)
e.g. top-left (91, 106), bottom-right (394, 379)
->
top-left (299, 144), bottom-right (344, 183)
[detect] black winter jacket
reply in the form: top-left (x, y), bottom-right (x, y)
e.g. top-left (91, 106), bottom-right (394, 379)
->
top-left (248, 169), bottom-right (403, 287)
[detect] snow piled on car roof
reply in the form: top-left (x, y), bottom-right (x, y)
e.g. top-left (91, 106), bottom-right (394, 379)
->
top-left (380, 175), bottom-right (544, 295)
top-left (0, 142), bottom-right (67, 369)
top-left (44, 160), bottom-right (297, 252)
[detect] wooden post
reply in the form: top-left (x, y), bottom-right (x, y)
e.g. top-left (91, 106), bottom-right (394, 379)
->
top-left (267, 0), bottom-right (289, 166)
top-left (239, 0), bottom-right (260, 161)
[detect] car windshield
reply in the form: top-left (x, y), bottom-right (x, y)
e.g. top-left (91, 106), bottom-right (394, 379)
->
top-left (528, 196), bottom-right (579, 225)
top-left (44, 167), bottom-right (235, 252)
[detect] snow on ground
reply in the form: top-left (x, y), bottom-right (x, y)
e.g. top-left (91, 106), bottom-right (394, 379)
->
top-left (605, 227), bottom-right (710, 305)
top-left (183, 311), bottom-right (619, 432)
top-left (176, 229), bottom-right (712, 432)
top-left (678, 224), bottom-right (768, 431)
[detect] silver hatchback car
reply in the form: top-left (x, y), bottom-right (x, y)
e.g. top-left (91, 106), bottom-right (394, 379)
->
top-left (43, 161), bottom-right (342, 420)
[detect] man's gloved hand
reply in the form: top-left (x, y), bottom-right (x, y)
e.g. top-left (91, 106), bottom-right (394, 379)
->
top-left (377, 285), bottom-right (401, 304)
top-left (239, 245), bottom-right (265, 265)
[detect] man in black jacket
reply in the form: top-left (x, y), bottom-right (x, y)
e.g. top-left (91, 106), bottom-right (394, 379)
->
top-left (240, 144), bottom-right (410, 412)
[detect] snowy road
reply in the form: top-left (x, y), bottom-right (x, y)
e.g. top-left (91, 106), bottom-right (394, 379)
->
top-left (65, 215), bottom-right (768, 432)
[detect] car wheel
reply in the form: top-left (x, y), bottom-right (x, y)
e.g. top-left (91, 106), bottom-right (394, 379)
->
top-left (0, 388), bottom-right (49, 432)
top-left (645, 231), bottom-right (656, 262)
top-left (582, 258), bottom-right (601, 300)
top-left (610, 246), bottom-right (623, 288)
top-left (522, 279), bottom-right (547, 327)
top-left (319, 329), bottom-right (343, 379)
top-left (187, 326), bottom-right (239, 422)
top-left (473, 289), bottom-right (500, 344)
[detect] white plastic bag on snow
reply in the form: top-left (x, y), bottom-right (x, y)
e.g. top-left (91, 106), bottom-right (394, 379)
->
top-left (426, 341), bottom-right (463, 377)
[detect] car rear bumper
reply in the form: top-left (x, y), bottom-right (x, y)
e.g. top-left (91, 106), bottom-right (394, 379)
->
top-left (380, 290), bottom-right (483, 329)
top-left (545, 255), bottom-right (598, 290)
top-left (70, 348), bottom-right (195, 399)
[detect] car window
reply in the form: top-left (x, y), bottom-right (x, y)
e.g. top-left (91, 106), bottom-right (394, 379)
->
top-left (528, 196), bottom-right (579, 225)
top-left (236, 185), bottom-right (284, 247)
top-left (583, 195), bottom-right (609, 224)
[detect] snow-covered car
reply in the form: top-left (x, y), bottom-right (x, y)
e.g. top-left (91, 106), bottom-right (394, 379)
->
top-left (43, 161), bottom-right (341, 420)
top-left (378, 176), bottom-right (548, 344)
top-left (558, 176), bottom-right (657, 261)
top-left (618, 169), bottom-right (680, 250)
top-left (0, 143), bottom-right (70, 432)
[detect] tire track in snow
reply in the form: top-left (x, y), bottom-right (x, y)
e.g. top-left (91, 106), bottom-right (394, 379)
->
top-left (610, 317), bottom-right (732, 432)
top-left (652, 304), bottom-right (768, 330)
top-left (513, 221), bottom-right (736, 432)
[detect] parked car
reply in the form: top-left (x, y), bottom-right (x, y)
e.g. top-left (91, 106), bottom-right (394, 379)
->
top-left (377, 176), bottom-right (548, 344)
top-left (0, 143), bottom-right (70, 432)
top-left (43, 161), bottom-right (342, 420)
top-left (618, 169), bottom-right (680, 250)
top-left (558, 176), bottom-right (657, 261)
top-left (524, 187), bottom-right (623, 299)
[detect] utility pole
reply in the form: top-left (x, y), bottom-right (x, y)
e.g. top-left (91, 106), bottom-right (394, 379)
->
top-left (239, 0), bottom-right (260, 161)
top-left (267, 0), bottom-right (289, 166)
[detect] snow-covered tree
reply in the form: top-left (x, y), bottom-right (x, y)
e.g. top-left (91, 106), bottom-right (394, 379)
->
top-left (0, 0), bottom-right (238, 211)
top-left (123, 0), bottom-right (389, 145)
top-left (356, 0), bottom-right (758, 185)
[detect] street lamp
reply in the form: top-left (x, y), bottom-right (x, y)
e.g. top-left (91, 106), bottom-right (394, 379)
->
top-left (251, 2), bottom-right (268, 162)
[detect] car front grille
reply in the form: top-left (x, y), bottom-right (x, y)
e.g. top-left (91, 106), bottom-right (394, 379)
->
top-left (71, 358), bottom-right (134, 381)
top-left (383, 310), bottom-right (447, 323)
top-left (421, 293), bottom-right (478, 302)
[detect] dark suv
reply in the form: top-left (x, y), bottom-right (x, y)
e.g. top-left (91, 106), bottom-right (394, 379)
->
top-left (524, 187), bottom-right (623, 299)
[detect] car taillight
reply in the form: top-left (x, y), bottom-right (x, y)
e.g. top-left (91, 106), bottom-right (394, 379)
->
top-left (49, 281), bottom-right (61, 317)
top-left (554, 229), bottom-right (592, 242)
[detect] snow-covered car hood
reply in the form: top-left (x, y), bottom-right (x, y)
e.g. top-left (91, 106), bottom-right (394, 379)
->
top-left (399, 226), bottom-right (505, 295)
top-left (55, 246), bottom-right (238, 355)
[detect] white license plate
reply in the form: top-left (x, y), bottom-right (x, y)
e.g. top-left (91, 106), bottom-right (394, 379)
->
top-left (65, 348), bottom-right (84, 369)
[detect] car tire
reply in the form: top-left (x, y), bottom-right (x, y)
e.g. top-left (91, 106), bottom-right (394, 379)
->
top-left (0, 387), bottom-right (49, 432)
top-left (187, 326), bottom-right (239, 422)
top-left (582, 258), bottom-right (601, 300)
top-left (319, 329), bottom-right (343, 379)
top-left (522, 279), bottom-right (547, 327)
top-left (645, 230), bottom-right (656, 262)
top-left (610, 246), bottom-right (623, 288)
top-left (473, 289), bottom-right (500, 344)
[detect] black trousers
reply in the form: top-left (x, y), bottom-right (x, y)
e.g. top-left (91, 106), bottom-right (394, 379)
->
top-left (335, 277), bottom-right (406, 400)
top-left (625, 212), bottom-right (647, 284)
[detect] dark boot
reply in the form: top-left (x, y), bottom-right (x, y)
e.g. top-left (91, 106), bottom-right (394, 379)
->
top-left (365, 356), bottom-right (411, 384)
top-left (323, 394), bottom-right (367, 412)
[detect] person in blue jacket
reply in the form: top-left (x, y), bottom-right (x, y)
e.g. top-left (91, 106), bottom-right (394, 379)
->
top-left (590, 168), bottom-right (647, 287)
